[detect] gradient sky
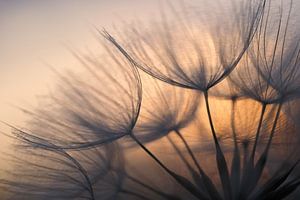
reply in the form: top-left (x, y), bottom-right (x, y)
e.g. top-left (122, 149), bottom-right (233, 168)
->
top-left (1, 0), bottom-right (299, 163)
top-left (0, 0), bottom-right (163, 128)
top-left (0, 1), bottom-right (171, 164)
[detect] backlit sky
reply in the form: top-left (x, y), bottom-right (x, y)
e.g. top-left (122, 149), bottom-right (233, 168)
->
top-left (1, 0), bottom-right (300, 162)
top-left (0, 0), bottom-right (160, 126)
top-left (0, 0), bottom-right (173, 163)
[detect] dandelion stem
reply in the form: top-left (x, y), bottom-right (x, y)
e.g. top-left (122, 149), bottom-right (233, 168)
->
top-left (126, 172), bottom-right (178, 200)
top-left (204, 91), bottom-right (232, 200)
top-left (203, 91), bottom-right (219, 145)
top-left (230, 99), bottom-right (241, 200)
top-left (242, 103), bottom-right (284, 197)
top-left (231, 99), bottom-right (238, 149)
top-left (264, 102), bottom-right (283, 155)
top-left (174, 129), bottom-right (202, 174)
top-left (167, 136), bottom-right (196, 175)
top-left (130, 134), bottom-right (173, 175)
top-left (174, 129), bottom-right (223, 200)
top-left (242, 141), bottom-right (250, 170)
top-left (250, 103), bottom-right (267, 162)
top-left (130, 133), bottom-right (204, 199)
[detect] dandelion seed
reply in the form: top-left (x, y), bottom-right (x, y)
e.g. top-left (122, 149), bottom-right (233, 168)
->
top-left (13, 41), bottom-right (142, 150)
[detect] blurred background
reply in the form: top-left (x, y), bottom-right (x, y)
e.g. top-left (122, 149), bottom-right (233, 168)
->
top-left (1, 1), bottom-right (300, 199)
top-left (0, 0), bottom-right (160, 129)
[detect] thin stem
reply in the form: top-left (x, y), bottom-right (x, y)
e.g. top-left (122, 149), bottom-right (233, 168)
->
top-left (230, 99), bottom-right (240, 200)
top-left (130, 133), bottom-right (203, 200)
top-left (174, 129), bottom-right (202, 174)
top-left (167, 135), bottom-right (217, 199)
top-left (130, 134), bottom-right (173, 175)
top-left (243, 103), bottom-right (284, 198)
top-left (203, 91), bottom-right (219, 146)
top-left (265, 102), bottom-right (283, 154)
top-left (203, 91), bottom-right (232, 200)
top-left (167, 136), bottom-right (196, 175)
top-left (126, 173), bottom-right (177, 200)
top-left (250, 103), bottom-right (267, 162)
top-left (239, 140), bottom-right (251, 199)
top-left (231, 99), bottom-right (238, 149)
top-left (242, 141), bottom-right (250, 171)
